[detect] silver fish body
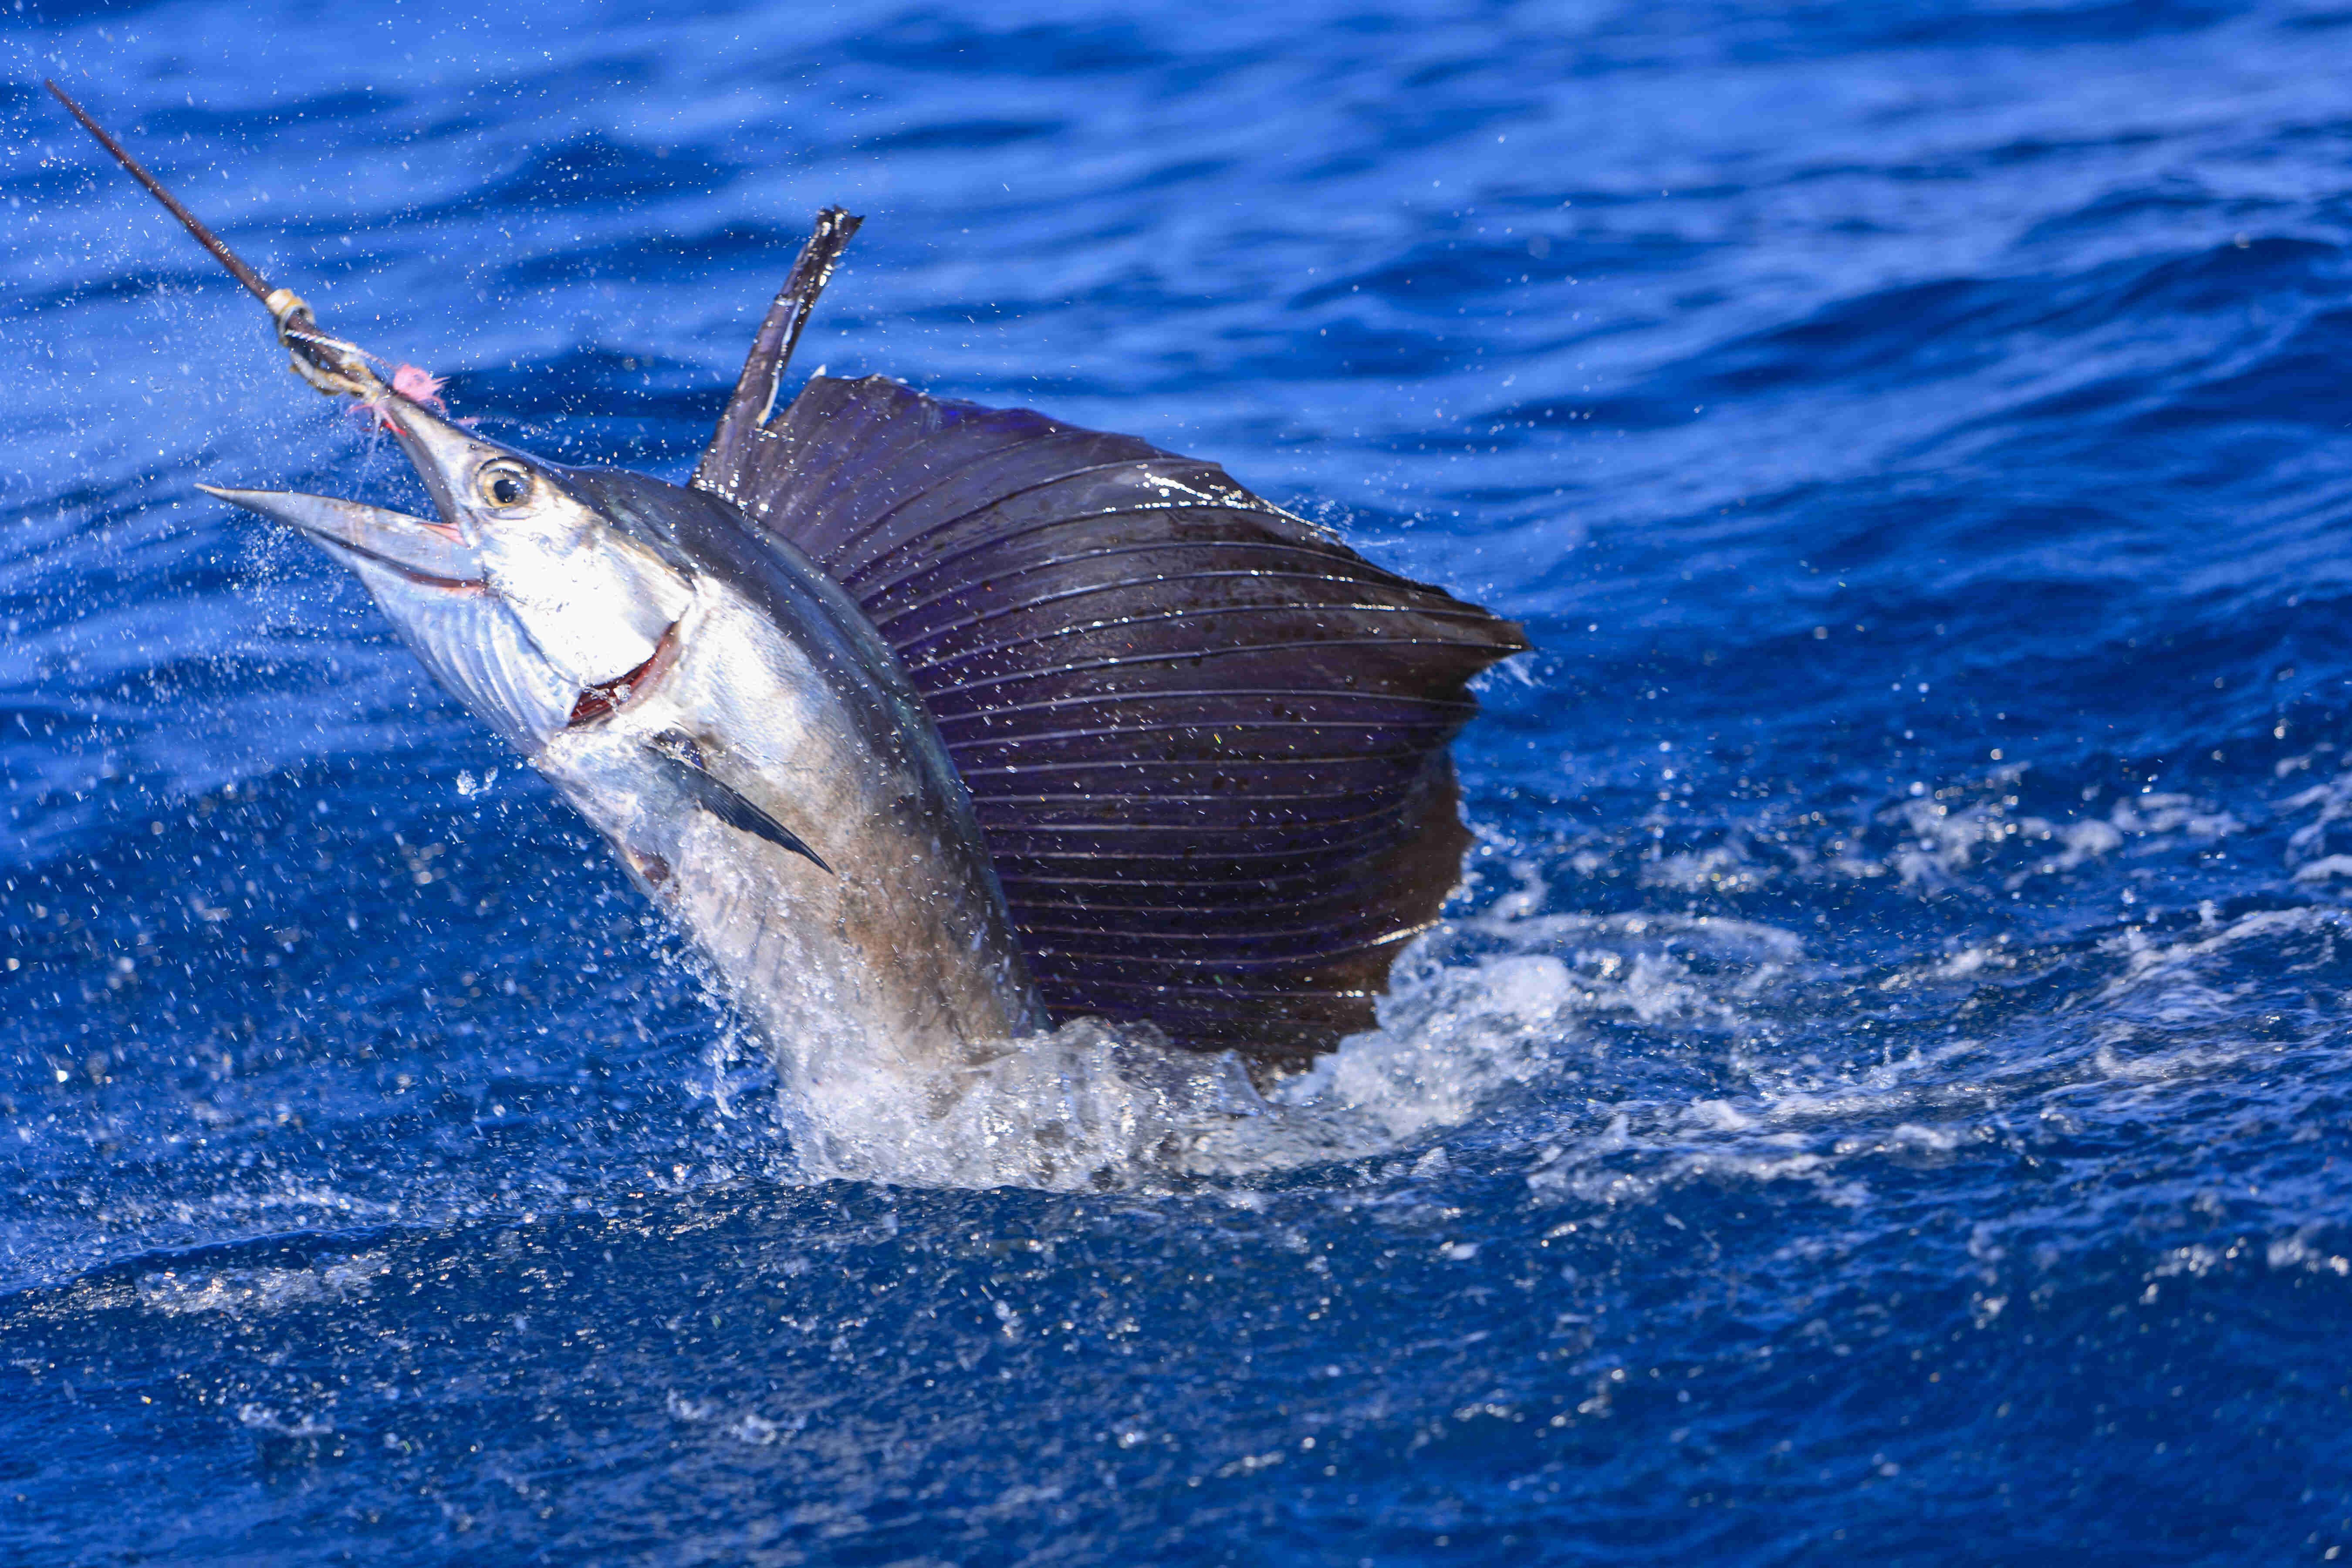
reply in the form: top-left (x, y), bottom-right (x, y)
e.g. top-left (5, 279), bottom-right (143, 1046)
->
top-left (210, 398), bottom-right (1044, 1135)
top-left (535, 473), bottom-right (1044, 1098)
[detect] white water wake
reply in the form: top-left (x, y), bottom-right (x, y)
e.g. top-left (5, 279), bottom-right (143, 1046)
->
top-left (755, 899), bottom-right (1807, 1193)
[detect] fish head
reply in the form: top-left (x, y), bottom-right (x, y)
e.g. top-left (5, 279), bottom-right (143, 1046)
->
top-left (204, 393), bottom-right (695, 754)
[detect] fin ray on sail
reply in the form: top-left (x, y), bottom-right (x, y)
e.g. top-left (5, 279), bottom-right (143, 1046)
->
top-left (693, 223), bottom-right (1526, 1058)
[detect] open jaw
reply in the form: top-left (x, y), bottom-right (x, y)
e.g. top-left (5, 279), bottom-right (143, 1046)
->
top-left (195, 485), bottom-right (484, 587)
top-left (200, 482), bottom-right (620, 753)
top-left (569, 622), bottom-right (680, 726)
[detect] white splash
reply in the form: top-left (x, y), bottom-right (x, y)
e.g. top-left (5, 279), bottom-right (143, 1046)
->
top-left (746, 903), bottom-right (1806, 1193)
top-left (137, 1251), bottom-right (390, 1316)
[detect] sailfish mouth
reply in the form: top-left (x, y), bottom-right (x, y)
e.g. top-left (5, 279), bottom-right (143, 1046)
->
top-left (196, 485), bottom-right (484, 586)
top-left (201, 480), bottom-right (580, 752)
top-left (568, 620), bottom-right (681, 726)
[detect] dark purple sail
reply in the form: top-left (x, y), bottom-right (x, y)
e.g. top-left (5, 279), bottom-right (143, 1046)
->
top-left (692, 213), bottom-right (1527, 1058)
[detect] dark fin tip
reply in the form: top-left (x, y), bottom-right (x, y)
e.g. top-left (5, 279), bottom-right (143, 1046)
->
top-left (648, 732), bottom-right (833, 875)
top-left (692, 207), bottom-right (863, 495)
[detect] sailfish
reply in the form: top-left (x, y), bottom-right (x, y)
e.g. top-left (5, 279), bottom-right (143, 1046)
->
top-left (49, 83), bottom-right (1527, 1148)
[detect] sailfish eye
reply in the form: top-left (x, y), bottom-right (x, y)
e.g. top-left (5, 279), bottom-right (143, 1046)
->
top-left (477, 462), bottom-right (534, 508)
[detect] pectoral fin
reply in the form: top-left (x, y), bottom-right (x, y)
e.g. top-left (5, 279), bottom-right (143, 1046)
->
top-left (645, 730), bottom-right (832, 874)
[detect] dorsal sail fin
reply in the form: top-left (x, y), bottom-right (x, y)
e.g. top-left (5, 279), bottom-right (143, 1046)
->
top-left (691, 218), bottom-right (1527, 1058)
top-left (693, 206), bottom-right (861, 495)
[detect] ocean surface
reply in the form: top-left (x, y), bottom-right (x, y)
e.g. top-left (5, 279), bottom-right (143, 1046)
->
top-left (6, 0), bottom-right (2352, 1560)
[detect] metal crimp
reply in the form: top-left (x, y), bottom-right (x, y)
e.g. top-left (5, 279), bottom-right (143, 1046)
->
top-left (266, 286), bottom-right (384, 400)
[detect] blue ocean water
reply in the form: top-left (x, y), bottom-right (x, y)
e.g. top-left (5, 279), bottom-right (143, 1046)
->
top-left (7, 0), bottom-right (2352, 1559)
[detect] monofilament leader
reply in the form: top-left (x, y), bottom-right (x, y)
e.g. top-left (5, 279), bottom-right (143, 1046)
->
top-left (50, 82), bottom-right (1526, 1129)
